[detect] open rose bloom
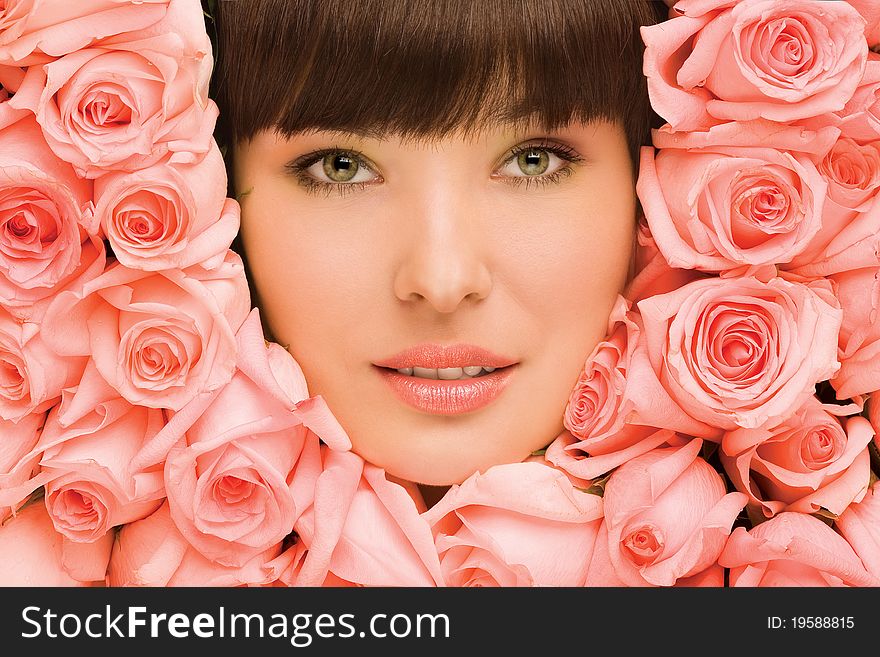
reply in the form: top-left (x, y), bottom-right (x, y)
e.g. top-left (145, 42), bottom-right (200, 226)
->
top-left (0, 0), bottom-right (879, 588)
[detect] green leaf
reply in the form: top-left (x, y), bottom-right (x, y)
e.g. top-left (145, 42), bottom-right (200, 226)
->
top-left (577, 471), bottom-right (612, 498)
top-left (235, 186), bottom-right (254, 202)
top-left (530, 448), bottom-right (547, 457)
top-left (813, 506), bottom-right (838, 526)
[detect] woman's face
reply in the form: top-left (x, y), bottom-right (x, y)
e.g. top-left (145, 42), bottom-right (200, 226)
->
top-left (233, 120), bottom-right (636, 485)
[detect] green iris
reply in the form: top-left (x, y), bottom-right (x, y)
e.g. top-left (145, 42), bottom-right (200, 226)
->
top-left (517, 149), bottom-right (549, 176)
top-left (323, 153), bottom-right (359, 182)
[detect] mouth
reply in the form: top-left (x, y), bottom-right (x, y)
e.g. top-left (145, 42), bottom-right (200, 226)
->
top-left (373, 364), bottom-right (517, 415)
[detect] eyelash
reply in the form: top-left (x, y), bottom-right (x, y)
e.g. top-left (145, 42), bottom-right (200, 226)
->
top-left (284, 140), bottom-right (584, 197)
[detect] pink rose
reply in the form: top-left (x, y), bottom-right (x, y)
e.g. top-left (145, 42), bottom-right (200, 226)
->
top-left (719, 511), bottom-right (880, 586)
top-left (642, 0), bottom-right (868, 131)
top-left (163, 315), bottom-right (316, 568)
top-left (92, 140), bottom-right (239, 271)
top-left (637, 145), bottom-right (826, 272)
top-left (829, 267), bottom-right (880, 399)
top-left (8, 0), bottom-right (217, 177)
top-left (624, 244), bottom-right (707, 304)
top-left (0, 63), bottom-right (27, 129)
top-left (584, 440), bottom-right (747, 586)
top-left (0, 501), bottom-right (112, 585)
top-left (108, 501), bottom-right (280, 586)
top-left (849, 0), bottom-right (880, 47)
top-left (0, 117), bottom-right (105, 314)
top-left (650, 117), bottom-right (840, 155)
top-left (785, 137), bottom-right (880, 277)
top-left (42, 251), bottom-right (250, 411)
top-left (0, 0), bottom-right (171, 66)
top-left (0, 411), bottom-right (43, 521)
top-left (288, 442), bottom-right (443, 587)
top-left (31, 398), bottom-right (167, 543)
top-left (422, 461), bottom-right (604, 587)
top-left (637, 275), bottom-right (842, 431)
top-left (0, 305), bottom-right (85, 422)
top-left (836, 480), bottom-right (880, 578)
top-left (869, 390), bottom-right (880, 448)
top-left (720, 396), bottom-right (874, 518)
top-left (832, 54), bottom-right (880, 143)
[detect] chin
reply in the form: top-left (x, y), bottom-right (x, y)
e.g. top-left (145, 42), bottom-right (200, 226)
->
top-left (370, 444), bottom-right (521, 487)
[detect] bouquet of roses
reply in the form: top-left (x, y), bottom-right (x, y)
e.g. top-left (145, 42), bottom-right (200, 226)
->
top-left (0, 0), bottom-right (879, 587)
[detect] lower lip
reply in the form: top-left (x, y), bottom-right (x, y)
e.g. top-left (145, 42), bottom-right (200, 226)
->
top-left (374, 366), bottom-right (517, 415)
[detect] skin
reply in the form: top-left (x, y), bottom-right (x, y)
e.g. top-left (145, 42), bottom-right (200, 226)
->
top-left (233, 119), bottom-right (637, 490)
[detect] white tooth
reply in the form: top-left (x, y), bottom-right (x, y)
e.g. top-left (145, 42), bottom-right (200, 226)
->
top-left (438, 367), bottom-right (463, 380)
top-left (462, 366), bottom-right (482, 376)
top-left (483, 366), bottom-right (496, 373)
top-left (412, 367), bottom-right (439, 379)
top-left (396, 367), bottom-right (413, 375)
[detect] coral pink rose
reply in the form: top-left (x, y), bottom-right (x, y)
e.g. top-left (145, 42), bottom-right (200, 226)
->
top-left (637, 145), bottom-right (826, 272)
top-left (92, 140), bottom-right (239, 271)
top-left (0, 501), bottom-right (111, 585)
top-left (836, 480), bottom-right (880, 578)
top-left (8, 0), bottom-right (216, 177)
top-left (642, 0), bottom-right (868, 131)
top-left (0, 117), bottom-right (105, 314)
top-left (785, 137), bottom-right (880, 277)
top-left (637, 275), bottom-right (842, 431)
top-left (41, 251), bottom-right (250, 411)
top-left (829, 267), bottom-right (880, 399)
top-left (0, 411), bottom-right (43, 521)
top-left (720, 396), bottom-right (874, 518)
top-left (287, 442), bottom-right (443, 587)
top-left (108, 501), bottom-right (280, 586)
top-left (0, 0), bottom-right (171, 66)
top-left (423, 461), bottom-right (603, 587)
top-left (833, 54), bottom-right (880, 143)
top-left (720, 511), bottom-right (880, 586)
top-left (584, 439), bottom-right (747, 587)
top-left (0, 306), bottom-right (86, 422)
top-left (29, 399), bottom-right (167, 543)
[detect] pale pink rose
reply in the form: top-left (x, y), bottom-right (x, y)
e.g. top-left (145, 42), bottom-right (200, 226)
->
top-left (0, 117), bottom-right (105, 314)
top-left (637, 275), bottom-right (842, 431)
top-left (92, 140), bottom-right (239, 271)
top-left (829, 267), bottom-right (880, 399)
top-left (288, 442), bottom-right (443, 587)
top-left (836, 480), bottom-right (880, 579)
top-left (642, 0), bottom-right (869, 131)
top-left (423, 461), bottom-right (604, 587)
top-left (849, 0), bottom-right (880, 47)
top-left (0, 411), bottom-right (43, 522)
top-left (719, 511), bottom-right (880, 586)
top-left (108, 501), bottom-right (280, 586)
top-left (0, 501), bottom-right (111, 585)
top-left (637, 145), bottom-right (826, 272)
top-left (0, 306), bottom-right (86, 422)
top-left (163, 348), bottom-right (311, 567)
top-left (785, 137), bottom-right (880, 277)
top-left (0, 0), bottom-right (171, 66)
top-left (30, 399), bottom-right (166, 543)
top-left (584, 440), bottom-right (747, 587)
top-left (720, 396), bottom-right (874, 518)
top-left (41, 251), bottom-right (250, 411)
top-left (264, 536), bottom-right (359, 587)
top-left (8, 0), bottom-right (216, 177)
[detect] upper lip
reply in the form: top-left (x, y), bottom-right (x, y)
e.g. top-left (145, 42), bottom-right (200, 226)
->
top-left (373, 343), bottom-right (518, 369)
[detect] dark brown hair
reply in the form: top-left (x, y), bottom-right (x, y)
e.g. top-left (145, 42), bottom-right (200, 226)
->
top-left (212, 0), bottom-right (667, 180)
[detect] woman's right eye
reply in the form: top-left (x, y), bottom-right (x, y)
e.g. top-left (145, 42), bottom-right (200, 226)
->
top-left (286, 149), bottom-right (381, 195)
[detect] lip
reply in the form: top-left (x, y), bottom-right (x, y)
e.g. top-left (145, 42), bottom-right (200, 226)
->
top-left (373, 343), bottom-right (517, 369)
top-left (375, 365), bottom-right (517, 415)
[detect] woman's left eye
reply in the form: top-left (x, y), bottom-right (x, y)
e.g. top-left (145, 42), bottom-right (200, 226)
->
top-left (495, 143), bottom-right (583, 182)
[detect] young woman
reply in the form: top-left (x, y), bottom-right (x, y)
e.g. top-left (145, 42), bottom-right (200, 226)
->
top-left (211, 0), bottom-right (668, 504)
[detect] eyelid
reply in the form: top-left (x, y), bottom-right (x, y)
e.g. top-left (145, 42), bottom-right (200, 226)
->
top-left (491, 138), bottom-right (584, 176)
top-left (284, 147), bottom-right (383, 183)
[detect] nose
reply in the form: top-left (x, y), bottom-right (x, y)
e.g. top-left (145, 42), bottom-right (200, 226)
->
top-left (392, 187), bottom-right (493, 314)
